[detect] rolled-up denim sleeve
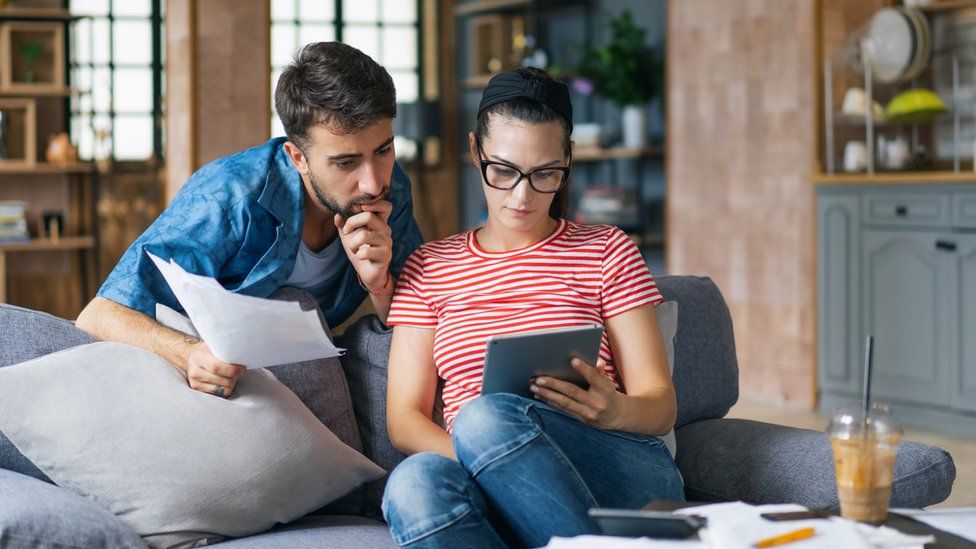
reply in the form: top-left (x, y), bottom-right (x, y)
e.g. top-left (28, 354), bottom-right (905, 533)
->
top-left (97, 192), bottom-right (241, 318)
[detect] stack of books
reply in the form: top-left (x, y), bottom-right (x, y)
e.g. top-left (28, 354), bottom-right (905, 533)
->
top-left (0, 201), bottom-right (29, 242)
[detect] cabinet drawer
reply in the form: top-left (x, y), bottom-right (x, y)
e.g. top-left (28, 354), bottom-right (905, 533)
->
top-left (953, 192), bottom-right (976, 229)
top-left (862, 193), bottom-right (950, 227)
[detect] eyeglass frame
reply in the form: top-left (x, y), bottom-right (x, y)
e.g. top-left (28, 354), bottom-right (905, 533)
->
top-left (475, 137), bottom-right (573, 194)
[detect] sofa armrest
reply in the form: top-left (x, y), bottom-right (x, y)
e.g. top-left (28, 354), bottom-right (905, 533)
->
top-left (1, 304), bottom-right (97, 483)
top-left (674, 418), bottom-right (955, 510)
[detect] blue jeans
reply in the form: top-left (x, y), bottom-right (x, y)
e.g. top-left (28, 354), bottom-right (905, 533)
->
top-left (382, 393), bottom-right (684, 548)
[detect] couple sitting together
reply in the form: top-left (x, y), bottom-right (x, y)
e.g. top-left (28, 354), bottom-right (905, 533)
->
top-left (75, 41), bottom-right (683, 547)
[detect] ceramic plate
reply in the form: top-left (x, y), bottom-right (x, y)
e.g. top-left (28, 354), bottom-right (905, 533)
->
top-left (866, 7), bottom-right (915, 84)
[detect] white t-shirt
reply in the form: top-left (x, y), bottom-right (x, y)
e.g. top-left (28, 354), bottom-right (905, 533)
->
top-left (284, 238), bottom-right (346, 299)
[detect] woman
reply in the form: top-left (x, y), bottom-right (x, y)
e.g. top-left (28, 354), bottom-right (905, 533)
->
top-left (382, 67), bottom-right (683, 548)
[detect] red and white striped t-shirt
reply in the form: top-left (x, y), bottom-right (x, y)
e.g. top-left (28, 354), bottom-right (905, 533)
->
top-left (386, 219), bottom-right (664, 430)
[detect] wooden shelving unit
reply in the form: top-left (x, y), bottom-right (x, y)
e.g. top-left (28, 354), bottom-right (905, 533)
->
top-left (812, 170), bottom-right (976, 185)
top-left (0, 8), bottom-right (98, 316)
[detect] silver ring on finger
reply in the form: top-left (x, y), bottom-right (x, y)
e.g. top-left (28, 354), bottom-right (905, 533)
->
top-left (212, 385), bottom-right (226, 398)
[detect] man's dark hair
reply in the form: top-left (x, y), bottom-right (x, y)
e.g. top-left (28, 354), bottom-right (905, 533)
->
top-left (275, 41), bottom-right (396, 146)
top-left (475, 67), bottom-right (573, 220)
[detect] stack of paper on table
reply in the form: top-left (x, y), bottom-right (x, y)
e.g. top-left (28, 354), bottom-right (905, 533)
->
top-left (544, 502), bottom-right (934, 548)
top-left (148, 252), bottom-right (343, 368)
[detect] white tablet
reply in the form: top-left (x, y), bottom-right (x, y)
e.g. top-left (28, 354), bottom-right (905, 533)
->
top-left (481, 324), bottom-right (604, 398)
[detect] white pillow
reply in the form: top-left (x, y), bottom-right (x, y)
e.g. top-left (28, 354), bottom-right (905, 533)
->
top-left (0, 342), bottom-right (384, 548)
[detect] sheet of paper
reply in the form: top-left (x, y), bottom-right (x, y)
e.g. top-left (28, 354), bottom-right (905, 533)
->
top-left (148, 252), bottom-right (344, 368)
top-left (675, 502), bottom-right (931, 549)
top-left (891, 507), bottom-right (976, 543)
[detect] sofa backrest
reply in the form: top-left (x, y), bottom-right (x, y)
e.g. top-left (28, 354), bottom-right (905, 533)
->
top-left (655, 276), bottom-right (739, 428)
top-left (0, 304), bottom-right (96, 368)
top-left (0, 275), bottom-right (741, 433)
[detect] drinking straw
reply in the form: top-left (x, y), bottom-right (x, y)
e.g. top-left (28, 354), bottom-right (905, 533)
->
top-left (862, 334), bottom-right (874, 429)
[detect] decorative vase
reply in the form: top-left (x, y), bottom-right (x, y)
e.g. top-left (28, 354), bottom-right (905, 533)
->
top-left (621, 104), bottom-right (647, 149)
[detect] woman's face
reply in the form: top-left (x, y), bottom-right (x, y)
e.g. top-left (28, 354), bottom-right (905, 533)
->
top-left (470, 116), bottom-right (569, 234)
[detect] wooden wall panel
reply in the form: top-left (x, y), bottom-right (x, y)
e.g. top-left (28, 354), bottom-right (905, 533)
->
top-left (165, 0), bottom-right (270, 201)
top-left (667, 0), bottom-right (818, 406)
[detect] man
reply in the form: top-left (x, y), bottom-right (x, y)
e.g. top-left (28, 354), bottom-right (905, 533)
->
top-left (76, 42), bottom-right (424, 399)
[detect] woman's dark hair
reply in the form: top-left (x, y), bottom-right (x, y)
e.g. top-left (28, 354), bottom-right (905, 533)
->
top-left (475, 67), bottom-right (573, 219)
top-left (275, 42), bottom-right (396, 148)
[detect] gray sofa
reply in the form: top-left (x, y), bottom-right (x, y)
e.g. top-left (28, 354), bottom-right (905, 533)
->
top-left (0, 276), bottom-right (956, 547)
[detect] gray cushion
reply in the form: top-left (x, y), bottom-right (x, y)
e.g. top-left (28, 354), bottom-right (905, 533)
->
top-left (655, 276), bottom-right (739, 428)
top-left (0, 342), bottom-right (385, 548)
top-left (675, 418), bottom-right (956, 509)
top-left (211, 515), bottom-right (395, 548)
top-left (337, 315), bottom-right (406, 519)
top-left (0, 468), bottom-right (146, 548)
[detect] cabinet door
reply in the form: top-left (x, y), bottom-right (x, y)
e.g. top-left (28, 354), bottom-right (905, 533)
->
top-left (955, 234), bottom-right (976, 412)
top-left (862, 231), bottom-right (954, 404)
top-left (818, 193), bottom-right (861, 395)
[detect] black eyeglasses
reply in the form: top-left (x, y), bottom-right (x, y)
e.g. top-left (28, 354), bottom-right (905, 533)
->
top-left (476, 140), bottom-right (571, 194)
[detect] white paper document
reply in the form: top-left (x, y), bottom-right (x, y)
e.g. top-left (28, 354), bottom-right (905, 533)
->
top-left (674, 502), bottom-right (933, 549)
top-left (148, 252), bottom-right (344, 368)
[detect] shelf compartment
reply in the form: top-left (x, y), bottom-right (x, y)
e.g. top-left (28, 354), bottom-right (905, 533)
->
top-left (0, 21), bottom-right (66, 94)
top-left (0, 97), bottom-right (36, 169)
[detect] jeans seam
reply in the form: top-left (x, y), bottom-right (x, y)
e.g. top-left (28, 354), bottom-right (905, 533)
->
top-left (396, 504), bottom-right (477, 547)
top-left (468, 404), bottom-right (600, 510)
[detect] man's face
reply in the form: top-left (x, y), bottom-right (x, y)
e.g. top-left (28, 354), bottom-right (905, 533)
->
top-left (288, 119), bottom-right (395, 219)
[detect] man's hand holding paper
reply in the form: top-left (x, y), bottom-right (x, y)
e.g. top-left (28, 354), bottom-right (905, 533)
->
top-left (148, 252), bottom-right (345, 375)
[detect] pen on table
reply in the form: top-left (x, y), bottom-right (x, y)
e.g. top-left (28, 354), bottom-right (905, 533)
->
top-left (753, 527), bottom-right (815, 548)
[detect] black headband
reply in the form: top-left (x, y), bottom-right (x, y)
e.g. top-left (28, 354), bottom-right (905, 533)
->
top-left (478, 71), bottom-right (573, 126)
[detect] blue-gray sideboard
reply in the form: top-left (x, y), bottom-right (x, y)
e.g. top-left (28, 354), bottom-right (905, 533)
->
top-left (817, 178), bottom-right (976, 436)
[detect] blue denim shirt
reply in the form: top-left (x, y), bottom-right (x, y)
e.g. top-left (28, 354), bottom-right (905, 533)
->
top-left (97, 137), bottom-right (424, 328)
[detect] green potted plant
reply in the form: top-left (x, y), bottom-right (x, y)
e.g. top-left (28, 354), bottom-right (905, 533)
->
top-left (576, 11), bottom-right (662, 148)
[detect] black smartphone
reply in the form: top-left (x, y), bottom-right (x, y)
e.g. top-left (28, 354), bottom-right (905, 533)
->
top-left (588, 509), bottom-right (705, 539)
top-left (760, 510), bottom-right (828, 521)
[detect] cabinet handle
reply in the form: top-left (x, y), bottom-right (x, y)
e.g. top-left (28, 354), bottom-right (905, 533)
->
top-left (935, 240), bottom-right (957, 252)
top-left (895, 205), bottom-right (909, 217)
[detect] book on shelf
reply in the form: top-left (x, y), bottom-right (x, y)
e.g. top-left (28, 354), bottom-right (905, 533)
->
top-left (0, 201), bottom-right (29, 242)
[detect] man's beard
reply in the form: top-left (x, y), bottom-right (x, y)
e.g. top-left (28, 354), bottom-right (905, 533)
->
top-left (307, 168), bottom-right (388, 220)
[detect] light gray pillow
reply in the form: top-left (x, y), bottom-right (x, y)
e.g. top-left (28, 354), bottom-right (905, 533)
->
top-left (0, 342), bottom-right (384, 548)
top-left (0, 468), bottom-right (147, 549)
top-left (656, 300), bottom-right (678, 457)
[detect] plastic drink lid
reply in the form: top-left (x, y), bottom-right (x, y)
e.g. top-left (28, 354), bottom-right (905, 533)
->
top-left (827, 403), bottom-right (902, 441)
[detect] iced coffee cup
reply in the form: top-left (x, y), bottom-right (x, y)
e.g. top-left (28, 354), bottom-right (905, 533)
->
top-left (826, 403), bottom-right (902, 523)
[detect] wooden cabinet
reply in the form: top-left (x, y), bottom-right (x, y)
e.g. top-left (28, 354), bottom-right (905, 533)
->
top-left (817, 193), bottom-right (861, 395)
top-left (818, 183), bottom-right (976, 436)
top-left (861, 230), bottom-right (954, 404)
top-left (954, 234), bottom-right (976, 412)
